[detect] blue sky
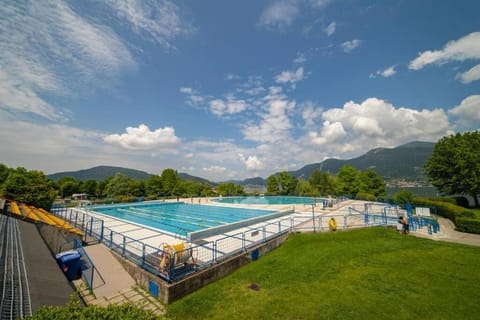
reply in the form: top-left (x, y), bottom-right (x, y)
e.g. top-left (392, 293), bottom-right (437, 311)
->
top-left (1, 0), bottom-right (479, 181)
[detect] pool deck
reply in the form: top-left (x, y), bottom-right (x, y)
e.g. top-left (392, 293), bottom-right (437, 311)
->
top-left (76, 198), bottom-right (355, 262)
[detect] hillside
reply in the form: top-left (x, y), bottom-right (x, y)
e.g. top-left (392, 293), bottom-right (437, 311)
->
top-left (289, 141), bottom-right (434, 182)
top-left (47, 141), bottom-right (435, 185)
top-left (47, 165), bottom-right (151, 181)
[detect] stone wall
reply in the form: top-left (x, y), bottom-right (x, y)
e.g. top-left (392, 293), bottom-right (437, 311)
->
top-left (113, 231), bottom-right (290, 304)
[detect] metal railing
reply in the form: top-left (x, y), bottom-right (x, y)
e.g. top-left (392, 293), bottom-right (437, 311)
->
top-left (51, 202), bottom-right (440, 283)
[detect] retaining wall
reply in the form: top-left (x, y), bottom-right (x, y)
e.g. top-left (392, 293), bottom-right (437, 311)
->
top-left (113, 231), bottom-right (290, 304)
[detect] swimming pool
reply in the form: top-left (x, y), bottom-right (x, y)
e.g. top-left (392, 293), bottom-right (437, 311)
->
top-left (91, 202), bottom-right (283, 238)
top-left (212, 196), bottom-right (321, 205)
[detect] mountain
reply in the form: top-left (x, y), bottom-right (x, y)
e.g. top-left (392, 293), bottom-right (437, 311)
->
top-left (289, 141), bottom-right (434, 182)
top-left (48, 165), bottom-right (151, 181)
top-left (48, 165), bottom-right (215, 184)
top-left (47, 141), bottom-right (435, 185)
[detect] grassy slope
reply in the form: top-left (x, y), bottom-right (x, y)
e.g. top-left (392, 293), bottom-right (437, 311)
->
top-left (167, 228), bottom-right (480, 320)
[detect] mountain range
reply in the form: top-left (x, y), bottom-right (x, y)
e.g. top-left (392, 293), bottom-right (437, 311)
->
top-left (47, 141), bottom-right (435, 185)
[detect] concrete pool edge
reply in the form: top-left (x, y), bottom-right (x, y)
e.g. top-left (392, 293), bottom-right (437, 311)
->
top-left (188, 209), bottom-right (295, 241)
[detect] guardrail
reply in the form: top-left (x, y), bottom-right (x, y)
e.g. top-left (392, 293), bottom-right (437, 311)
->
top-left (51, 202), bottom-right (440, 283)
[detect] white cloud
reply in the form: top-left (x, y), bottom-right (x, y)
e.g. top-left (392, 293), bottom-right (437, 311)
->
top-left (225, 73), bottom-right (240, 80)
top-left (104, 124), bottom-right (180, 150)
top-left (307, 97), bottom-right (452, 154)
top-left (455, 64), bottom-right (480, 84)
top-left (180, 87), bottom-right (193, 94)
top-left (301, 101), bottom-right (323, 128)
top-left (309, 121), bottom-right (346, 146)
top-left (0, 0), bottom-right (136, 121)
top-left (325, 22), bottom-right (336, 36)
top-left (309, 0), bottom-right (332, 9)
top-left (275, 67), bottom-right (305, 88)
top-left (202, 165), bottom-right (227, 174)
top-left (209, 97), bottom-right (248, 116)
top-left (409, 32), bottom-right (480, 71)
top-left (341, 39), bottom-right (363, 53)
top-left (244, 156), bottom-right (264, 171)
top-left (370, 65), bottom-right (397, 78)
top-left (294, 52), bottom-right (307, 64)
top-left (449, 95), bottom-right (480, 126)
top-left (258, 0), bottom-right (299, 30)
top-left (105, 0), bottom-right (193, 48)
top-left (243, 87), bottom-right (295, 143)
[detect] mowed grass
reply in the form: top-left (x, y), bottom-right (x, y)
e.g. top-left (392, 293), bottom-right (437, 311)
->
top-left (167, 228), bottom-right (480, 320)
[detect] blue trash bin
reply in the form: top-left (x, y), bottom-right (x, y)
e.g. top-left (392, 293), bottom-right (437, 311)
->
top-left (55, 250), bottom-right (82, 281)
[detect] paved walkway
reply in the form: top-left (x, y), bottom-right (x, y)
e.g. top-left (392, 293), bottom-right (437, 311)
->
top-left (410, 217), bottom-right (480, 247)
top-left (77, 243), bottom-right (166, 316)
top-left (17, 219), bottom-right (76, 313)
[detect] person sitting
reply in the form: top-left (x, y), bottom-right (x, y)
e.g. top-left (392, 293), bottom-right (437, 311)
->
top-left (397, 216), bottom-right (404, 233)
top-left (402, 216), bottom-right (409, 234)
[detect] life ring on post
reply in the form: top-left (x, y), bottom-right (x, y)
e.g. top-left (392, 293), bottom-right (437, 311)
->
top-left (328, 217), bottom-right (337, 231)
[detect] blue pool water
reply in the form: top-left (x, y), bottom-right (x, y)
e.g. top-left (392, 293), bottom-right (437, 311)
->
top-left (213, 196), bottom-right (320, 205)
top-left (91, 202), bottom-right (275, 237)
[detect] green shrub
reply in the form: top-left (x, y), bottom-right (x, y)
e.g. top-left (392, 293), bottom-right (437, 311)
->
top-left (28, 294), bottom-right (160, 319)
top-left (455, 217), bottom-right (480, 234)
top-left (393, 190), bottom-right (414, 205)
top-left (355, 192), bottom-right (376, 201)
top-left (413, 197), bottom-right (480, 234)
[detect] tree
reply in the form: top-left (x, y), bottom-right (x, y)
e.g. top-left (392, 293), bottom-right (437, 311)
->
top-left (266, 175), bottom-right (279, 195)
top-left (425, 131), bottom-right (480, 207)
top-left (104, 173), bottom-right (131, 198)
top-left (1, 166), bottom-right (57, 210)
top-left (161, 168), bottom-right (178, 196)
top-left (309, 169), bottom-right (336, 196)
top-left (295, 179), bottom-right (313, 196)
top-left (81, 179), bottom-right (97, 196)
top-left (145, 174), bottom-right (163, 197)
top-left (359, 169), bottom-right (386, 197)
top-left (278, 171), bottom-right (297, 195)
top-left (335, 165), bottom-right (361, 197)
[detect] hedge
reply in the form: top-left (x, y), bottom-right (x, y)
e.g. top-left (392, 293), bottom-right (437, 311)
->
top-left (455, 217), bottom-right (480, 234)
top-left (413, 197), bottom-right (480, 234)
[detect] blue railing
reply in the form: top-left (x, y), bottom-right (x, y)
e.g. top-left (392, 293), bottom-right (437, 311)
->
top-left (51, 201), bottom-right (440, 283)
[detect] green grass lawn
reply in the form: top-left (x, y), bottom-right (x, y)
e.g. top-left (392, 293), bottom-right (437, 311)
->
top-left (167, 228), bottom-right (480, 320)
top-left (469, 208), bottom-right (480, 219)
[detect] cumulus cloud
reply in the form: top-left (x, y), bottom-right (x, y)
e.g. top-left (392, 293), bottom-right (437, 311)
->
top-left (341, 39), bottom-right (363, 53)
top-left (244, 156), bottom-right (264, 171)
top-left (209, 97), bottom-right (248, 116)
top-left (309, 121), bottom-right (346, 146)
top-left (275, 67), bottom-right (305, 88)
top-left (293, 52), bottom-right (307, 65)
top-left (370, 65), bottom-right (397, 78)
top-left (325, 21), bottom-right (336, 36)
top-left (409, 32), bottom-right (480, 70)
top-left (409, 32), bottom-right (480, 83)
top-left (448, 95), bottom-right (480, 126)
top-left (243, 87), bottom-right (295, 143)
top-left (307, 97), bottom-right (452, 154)
top-left (455, 64), bottom-right (480, 84)
top-left (258, 0), bottom-right (299, 30)
top-left (104, 124), bottom-right (180, 150)
top-left (301, 101), bottom-right (323, 128)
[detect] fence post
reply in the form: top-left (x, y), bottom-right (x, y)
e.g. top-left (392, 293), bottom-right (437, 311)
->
top-left (122, 235), bottom-right (126, 257)
top-left (312, 204), bottom-right (316, 232)
top-left (262, 226), bottom-right (266, 242)
top-left (344, 215), bottom-right (347, 229)
top-left (142, 243), bottom-right (146, 269)
top-left (110, 230), bottom-right (113, 248)
top-left (213, 241), bottom-right (217, 262)
top-left (74, 211), bottom-right (78, 227)
top-left (89, 216), bottom-right (94, 236)
top-left (242, 232), bottom-right (246, 251)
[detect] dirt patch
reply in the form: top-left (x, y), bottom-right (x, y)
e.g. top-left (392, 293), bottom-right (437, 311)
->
top-left (248, 283), bottom-right (260, 291)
